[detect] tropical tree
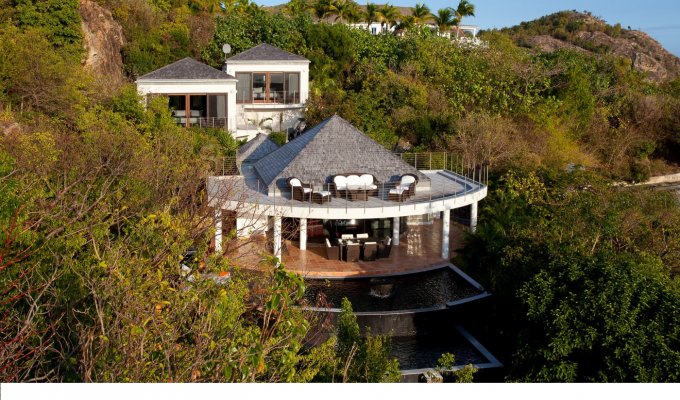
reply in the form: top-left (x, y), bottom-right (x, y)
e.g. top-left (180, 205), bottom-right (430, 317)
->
top-left (433, 7), bottom-right (456, 35)
top-left (311, 0), bottom-right (332, 20)
top-left (283, 0), bottom-right (312, 17)
top-left (364, 2), bottom-right (379, 30)
top-left (328, 0), bottom-right (360, 24)
top-left (396, 15), bottom-right (416, 32)
top-left (377, 3), bottom-right (400, 33)
top-left (411, 2), bottom-right (431, 26)
top-left (454, 0), bottom-right (475, 38)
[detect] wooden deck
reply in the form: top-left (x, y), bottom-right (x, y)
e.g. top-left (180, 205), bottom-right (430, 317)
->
top-left (224, 219), bottom-right (468, 278)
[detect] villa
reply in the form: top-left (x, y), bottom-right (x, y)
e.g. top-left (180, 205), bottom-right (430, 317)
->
top-left (136, 43), bottom-right (310, 141)
top-left (136, 43), bottom-right (487, 277)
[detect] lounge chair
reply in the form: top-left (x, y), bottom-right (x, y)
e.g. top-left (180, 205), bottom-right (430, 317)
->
top-left (363, 242), bottom-right (378, 261)
top-left (289, 177), bottom-right (312, 201)
top-left (325, 238), bottom-right (340, 260)
top-left (345, 243), bottom-right (360, 262)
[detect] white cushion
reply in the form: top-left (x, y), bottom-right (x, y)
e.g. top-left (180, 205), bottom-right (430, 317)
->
top-left (400, 175), bottom-right (416, 186)
top-left (302, 187), bottom-right (312, 193)
top-left (369, 184), bottom-right (378, 190)
top-left (316, 190), bottom-right (331, 196)
top-left (398, 184), bottom-right (411, 190)
top-left (341, 234), bottom-right (354, 239)
top-left (290, 178), bottom-right (302, 187)
top-left (346, 175), bottom-right (362, 188)
top-left (389, 188), bottom-right (406, 195)
top-left (333, 175), bottom-right (347, 189)
top-left (325, 238), bottom-right (332, 247)
top-left (360, 174), bottom-right (374, 186)
top-left (357, 233), bottom-right (369, 239)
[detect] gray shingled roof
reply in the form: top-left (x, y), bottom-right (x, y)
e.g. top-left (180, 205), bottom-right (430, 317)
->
top-left (237, 133), bottom-right (280, 164)
top-left (137, 57), bottom-right (236, 80)
top-left (253, 115), bottom-right (429, 192)
top-left (226, 43), bottom-right (309, 62)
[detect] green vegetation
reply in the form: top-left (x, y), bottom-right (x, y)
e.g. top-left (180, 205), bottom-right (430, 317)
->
top-left (1, 0), bottom-right (680, 383)
top-left (458, 170), bottom-right (680, 381)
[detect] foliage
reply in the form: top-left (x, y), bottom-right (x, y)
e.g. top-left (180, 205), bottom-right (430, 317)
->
top-left (459, 169), bottom-right (680, 381)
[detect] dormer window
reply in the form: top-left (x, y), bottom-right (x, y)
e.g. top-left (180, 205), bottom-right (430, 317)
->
top-left (235, 72), bottom-right (300, 104)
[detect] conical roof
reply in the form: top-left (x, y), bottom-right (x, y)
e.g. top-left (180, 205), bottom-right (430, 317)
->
top-left (253, 115), bottom-right (428, 192)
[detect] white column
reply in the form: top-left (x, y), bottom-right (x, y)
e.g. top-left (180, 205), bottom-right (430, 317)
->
top-left (392, 216), bottom-right (400, 246)
top-left (470, 201), bottom-right (478, 234)
top-left (214, 208), bottom-right (223, 254)
top-left (299, 218), bottom-right (307, 251)
top-left (273, 216), bottom-right (282, 261)
top-left (442, 209), bottom-right (450, 259)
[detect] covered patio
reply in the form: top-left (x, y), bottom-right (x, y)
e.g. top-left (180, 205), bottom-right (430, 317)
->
top-left (223, 218), bottom-right (468, 278)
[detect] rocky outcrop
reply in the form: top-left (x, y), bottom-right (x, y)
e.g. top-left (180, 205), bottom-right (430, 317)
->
top-left (575, 30), bottom-right (680, 81)
top-left (525, 35), bottom-right (585, 53)
top-left (79, 0), bottom-right (125, 86)
top-left (508, 11), bottom-right (680, 82)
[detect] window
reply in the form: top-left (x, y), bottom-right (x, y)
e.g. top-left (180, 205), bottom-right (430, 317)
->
top-left (236, 72), bottom-right (301, 104)
top-left (236, 73), bottom-right (251, 103)
top-left (252, 73), bottom-right (266, 101)
top-left (371, 27), bottom-right (377, 35)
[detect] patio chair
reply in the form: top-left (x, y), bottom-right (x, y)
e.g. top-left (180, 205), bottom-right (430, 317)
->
top-left (356, 233), bottom-right (369, 239)
top-left (363, 242), bottom-right (378, 261)
top-left (345, 243), bottom-right (361, 262)
top-left (378, 236), bottom-right (392, 259)
top-left (388, 173), bottom-right (419, 202)
top-left (289, 177), bottom-right (312, 201)
top-left (325, 238), bottom-right (340, 260)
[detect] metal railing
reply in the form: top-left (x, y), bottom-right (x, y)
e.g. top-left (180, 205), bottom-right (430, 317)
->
top-left (236, 90), bottom-right (301, 105)
top-left (210, 168), bottom-right (487, 217)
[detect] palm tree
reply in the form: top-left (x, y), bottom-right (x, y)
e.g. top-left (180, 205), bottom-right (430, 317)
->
top-left (311, 0), bottom-right (332, 20)
top-left (283, 0), bottom-right (311, 17)
top-left (328, 0), bottom-right (360, 24)
top-left (411, 3), bottom-right (431, 26)
top-left (377, 3), bottom-right (400, 33)
top-left (396, 15), bottom-right (416, 33)
top-left (433, 7), bottom-right (456, 35)
top-left (364, 2), bottom-right (379, 31)
top-left (454, 0), bottom-right (475, 38)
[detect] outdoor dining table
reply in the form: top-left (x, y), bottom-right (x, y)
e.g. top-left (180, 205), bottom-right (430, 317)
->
top-left (337, 237), bottom-right (379, 261)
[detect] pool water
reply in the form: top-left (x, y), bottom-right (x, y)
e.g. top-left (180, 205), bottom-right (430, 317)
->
top-left (303, 267), bottom-right (481, 312)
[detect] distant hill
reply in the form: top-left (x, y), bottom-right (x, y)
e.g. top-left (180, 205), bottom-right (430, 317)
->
top-left (499, 11), bottom-right (680, 81)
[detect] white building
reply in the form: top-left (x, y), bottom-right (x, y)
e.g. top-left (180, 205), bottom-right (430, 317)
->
top-left (136, 43), bottom-right (310, 142)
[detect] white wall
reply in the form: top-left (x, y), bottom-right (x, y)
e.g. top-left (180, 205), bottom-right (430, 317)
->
top-left (136, 79), bottom-right (238, 133)
top-left (236, 214), bottom-right (269, 237)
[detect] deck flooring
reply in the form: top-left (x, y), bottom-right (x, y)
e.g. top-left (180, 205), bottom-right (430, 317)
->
top-left (224, 219), bottom-right (468, 278)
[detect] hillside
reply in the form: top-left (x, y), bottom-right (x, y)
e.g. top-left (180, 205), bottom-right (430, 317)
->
top-left (500, 11), bottom-right (680, 81)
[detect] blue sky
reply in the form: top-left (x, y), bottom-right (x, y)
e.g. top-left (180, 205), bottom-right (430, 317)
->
top-left (253, 0), bottom-right (680, 56)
